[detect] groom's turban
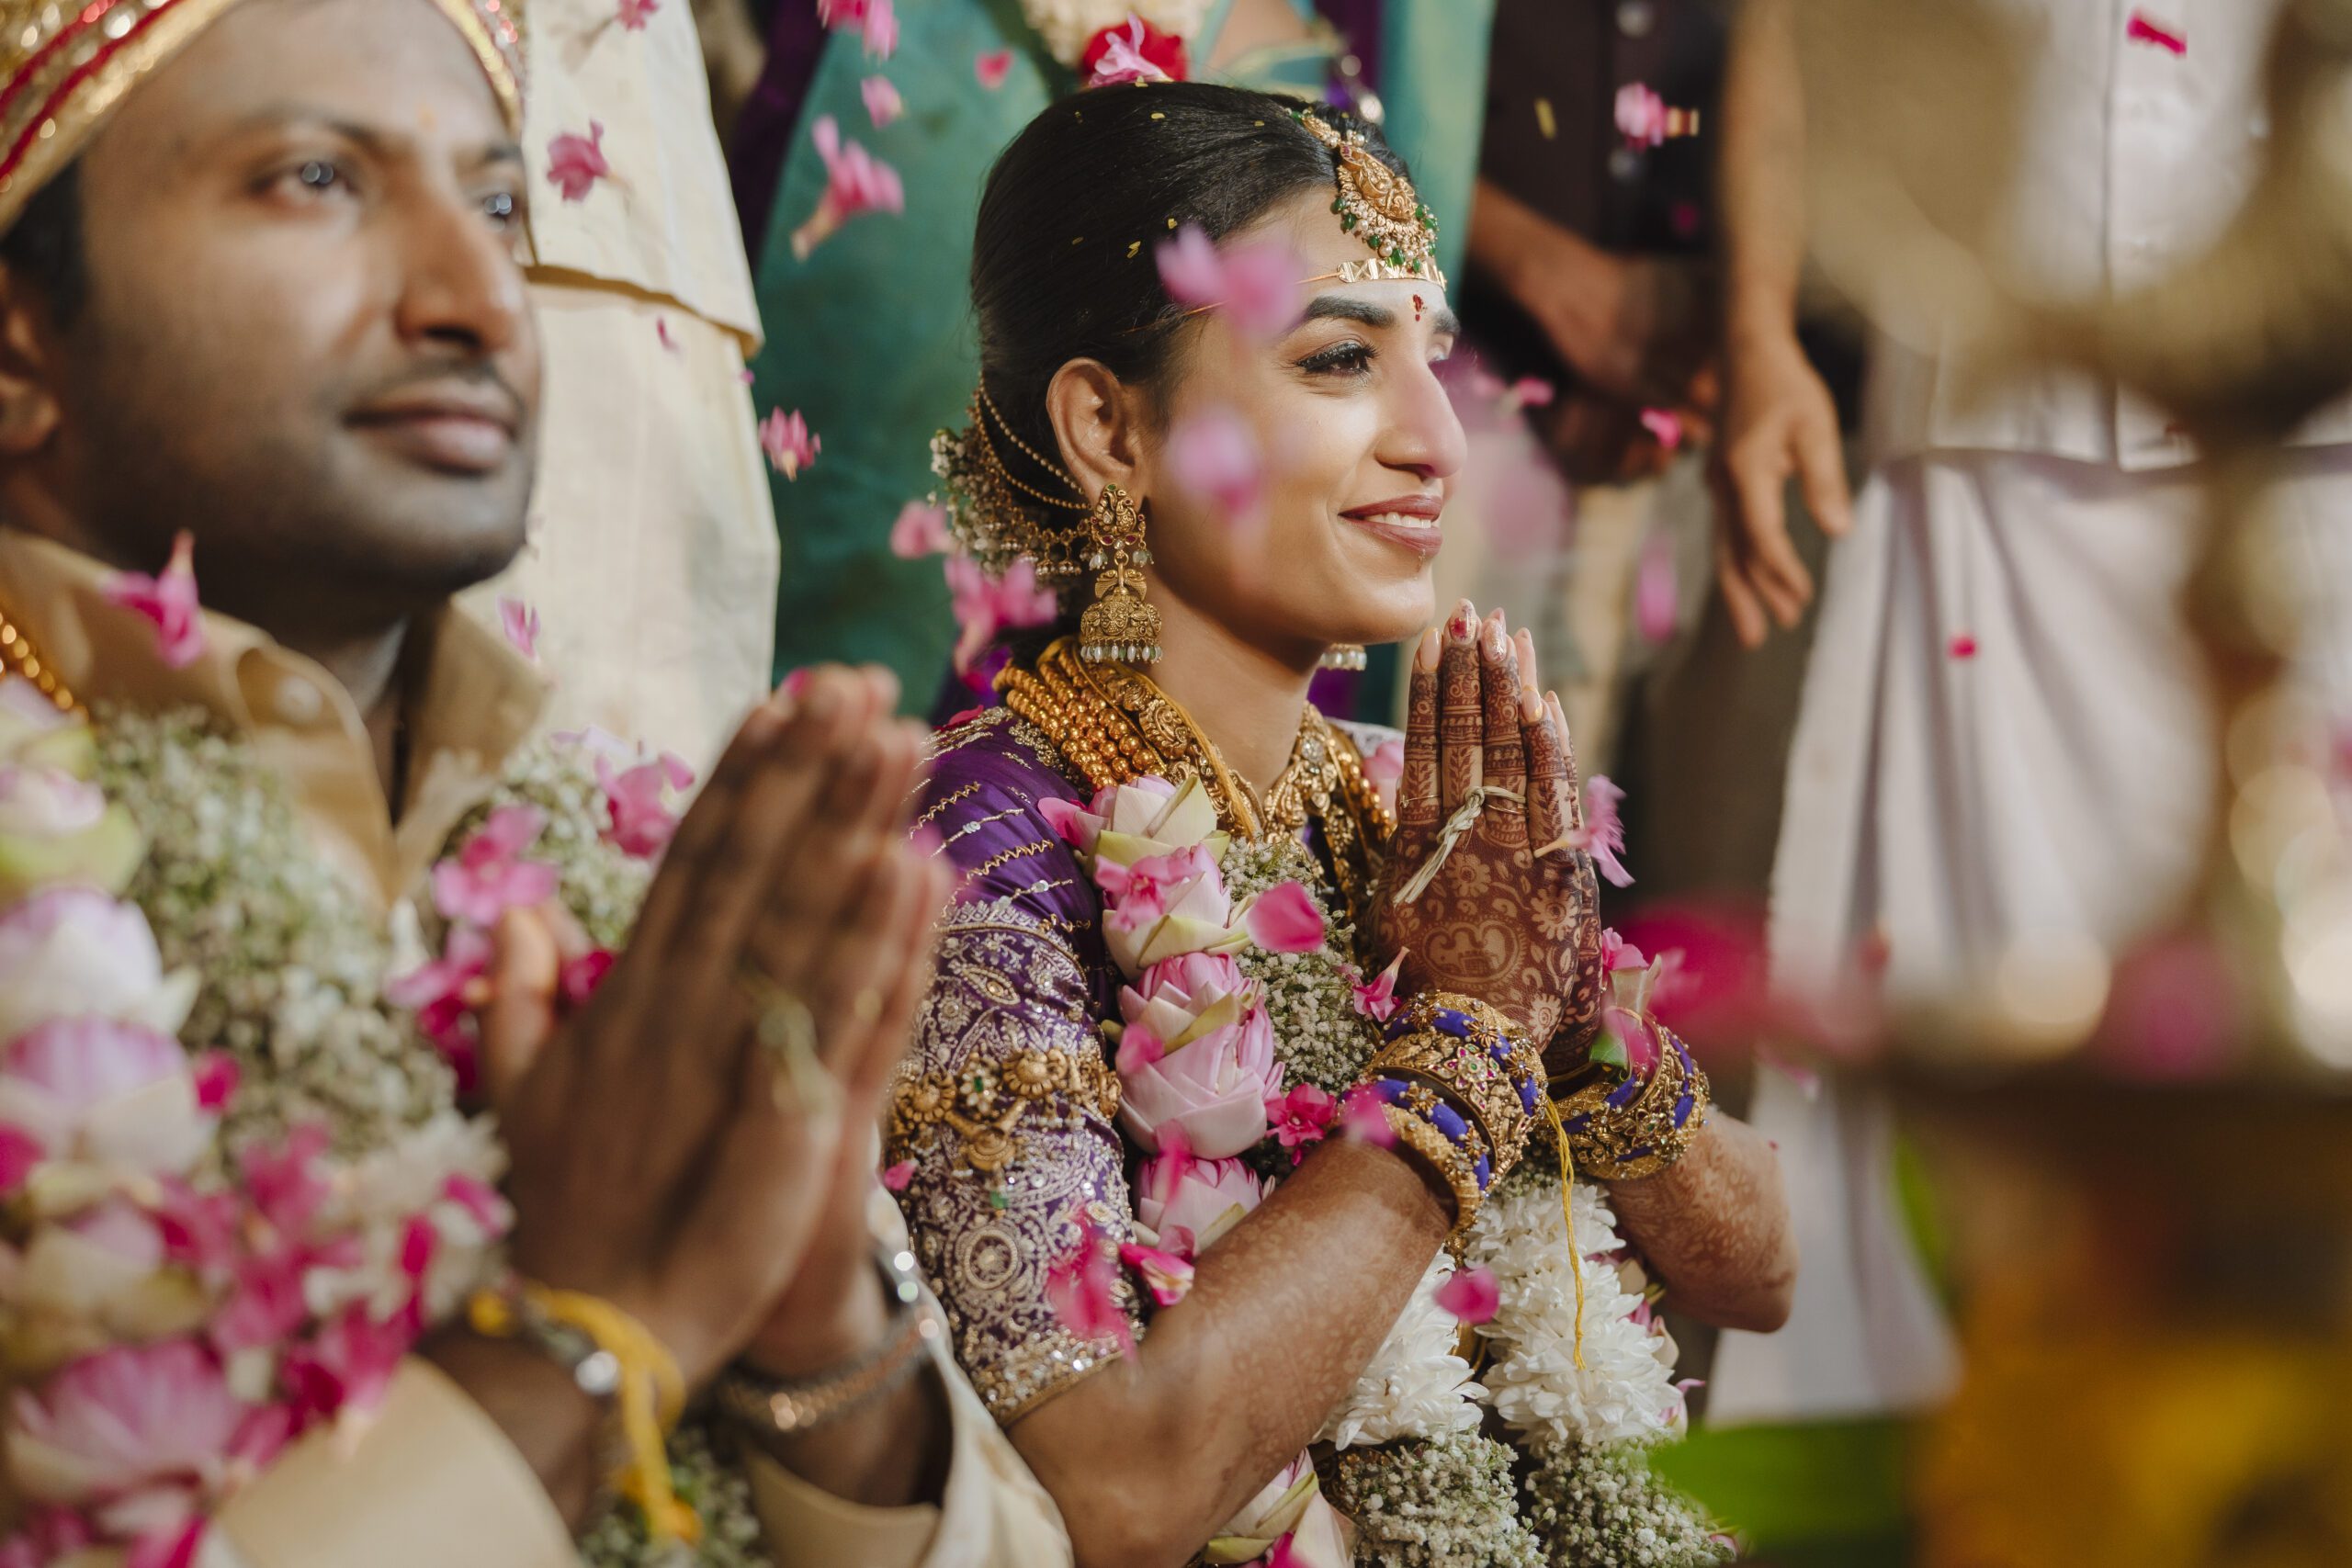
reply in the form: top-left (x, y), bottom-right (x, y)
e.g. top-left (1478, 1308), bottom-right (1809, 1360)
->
top-left (0, 0), bottom-right (526, 233)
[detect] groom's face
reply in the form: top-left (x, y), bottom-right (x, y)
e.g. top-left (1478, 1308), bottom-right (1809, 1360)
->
top-left (0, 0), bottom-right (542, 633)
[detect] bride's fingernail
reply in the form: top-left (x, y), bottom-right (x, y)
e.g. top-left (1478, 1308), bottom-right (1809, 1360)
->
top-left (1520, 688), bottom-right (1543, 722)
top-left (1417, 626), bottom-right (1442, 671)
top-left (1484, 617), bottom-right (1508, 656)
top-left (1449, 600), bottom-right (1476, 638)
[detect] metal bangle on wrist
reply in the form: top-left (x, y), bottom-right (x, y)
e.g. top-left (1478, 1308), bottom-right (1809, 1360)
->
top-left (716, 1240), bottom-right (937, 1440)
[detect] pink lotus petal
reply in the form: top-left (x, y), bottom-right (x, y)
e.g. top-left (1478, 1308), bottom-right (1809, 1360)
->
top-left (559, 949), bottom-right (616, 1008)
top-left (1244, 880), bottom-right (1325, 953)
top-left (655, 318), bottom-right (678, 352)
top-left (1114, 1023), bottom-right (1166, 1076)
top-left (1118, 1239), bottom-right (1195, 1306)
top-left (1339, 1085), bottom-right (1395, 1148)
top-left (1601, 927), bottom-right (1647, 973)
top-left (546, 121), bottom-right (610, 202)
top-left (1433, 1266), bottom-right (1500, 1325)
top-left (190, 1053), bottom-right (239, 1112)
top-left (861, 74), bottom-right (904, 127)
top-left (759, 408), bottom-right (820, 479)
top-left (1346, 950), bottom-right (1406, 1023)
top-left (975, 48), bottom-right (1013, 89)
top-left (616, 0), bottom-right (658, 28)
top-left (1639, 407), bottom-right (1684, 452)
top-left (860, 0), bottom-right (897, 59)
top-left (1948, 633), bottom-right (1979, 660)
top-left (944, 555), bottom-right (1057, 673)
top-left (1036, 795), bottom-right (1094, 848)
top-left (1635, 531), bottom-right (1678, 646)
top-left (0, 1122), bottom-right (42, 1190)
top-left (101, 531), bottom-right (203, 670)
top-left (496, 595), bottom-right (538, 661)
top-left (596, 754), bottom-right (687, 859)
top-left (1156, 224), bottom-right (1223, 309)
top-left (2126, 10), bottom-right (2185, 53)
top-left (1166, 406), bottom-right (1265, 532)
top-left (790, 116), bottom-right (905, 259)
top-left (880, 1159), bottom-right (915, 1191)
top-left (888, 500), bottom-right (950, 558)
top-left (1507, 376), bottom-right (1556, 409)
top-left (1563, 774), bottom-right (1633, 888)
top-left (1045, 1215), bottom-right (1136, 1356)
top-left (1217, 237), bottom-right (1306, 340)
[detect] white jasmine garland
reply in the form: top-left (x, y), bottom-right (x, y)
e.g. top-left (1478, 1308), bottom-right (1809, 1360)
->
top-left (1465, 1166), bottom-right (1688, 1451)
top-left (1519, 1443), bottom-right (1734, 1567)
top-left (1317, 1255), bottom-right (1486, 1451)
top-left (1019, 0), bottom-right (1212, 66)
top-left (1323, 1430), bottom-right (1545, 1568)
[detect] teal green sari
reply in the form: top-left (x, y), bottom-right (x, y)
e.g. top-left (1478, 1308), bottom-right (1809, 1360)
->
top-left (751, 0), bottom-right (1493, 706)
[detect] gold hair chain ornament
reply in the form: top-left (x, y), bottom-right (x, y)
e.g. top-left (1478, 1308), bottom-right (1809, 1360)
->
top-left (1292, 107), bottom-right (1446, 289)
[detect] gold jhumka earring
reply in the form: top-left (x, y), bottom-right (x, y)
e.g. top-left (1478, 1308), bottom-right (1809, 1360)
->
top-left (1078, 481), bottom-right (1161, 665)
top-left (1319, 644), bottom-right (1368, 671)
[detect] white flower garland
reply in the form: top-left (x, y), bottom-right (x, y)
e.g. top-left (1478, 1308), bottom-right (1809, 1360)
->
top-left (1317, 1255), bottom-right (1487, 1451)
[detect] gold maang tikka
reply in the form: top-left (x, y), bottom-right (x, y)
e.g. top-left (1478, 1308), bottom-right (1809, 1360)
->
top-left (1292, 108), bottom-right (1446, 288)
top-left (1077, 482), bottom-right (1161, 665)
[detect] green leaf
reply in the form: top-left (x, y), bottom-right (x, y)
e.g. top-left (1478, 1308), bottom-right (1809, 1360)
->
top-left (1588, 1032), bottom-right (1631, 1072)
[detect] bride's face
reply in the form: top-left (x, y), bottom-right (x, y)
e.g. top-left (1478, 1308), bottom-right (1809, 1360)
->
top-left (1129, 188), bottom-right (1466, 662)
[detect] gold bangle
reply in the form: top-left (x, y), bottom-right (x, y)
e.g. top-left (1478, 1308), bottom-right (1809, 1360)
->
top-left (1367, 992), bottom-right (1542, 1190)
top-left (1379, 1102), bottom-right (1486, 1234)
top-left (1552, 1024), bottom-right (1712, 1181)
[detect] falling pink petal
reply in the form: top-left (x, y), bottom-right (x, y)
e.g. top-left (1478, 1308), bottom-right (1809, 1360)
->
top-left (2125, 10), bottom-right (2186, 53)
top-left (1507, 376), bottom-right (1557, 410)
top-left (1157, 225), bottom-right (1223, 307)
top-left (860, 0), bottom-right (898, 59)
top-left (881, 1159), bottom-right (915, 1191)
top-left (1433, 1266), bottom-right (1500, 1325)
top-left (596, 753), bottom-right (692, 859)
top-left (1046, 1214), bottom-right (1136, 1356)
top-left (0, 1122), bottom-right (43, 1190)
top-left (560, 949), bottom-right (615, 1008)
top-left (431, 805), bottom-right (560, 925)
top-left (739, 367), bottom-right (756, 385)
top-left (1635, 531), bottom-right (1678, 646)
top-left (1601, 927), bottom-right (1647, 973)
top-left (616, 0), bottom-right (658, 29)
top-left (1345, 950), bottom-right (1407, 1022)
top-left (1616, 83), bottom-right (1668, 147)
top-left (1638, 407), bottom-right (1684, 451)
top-left (496, 595), bottom-right (539, 661)
top-left (101, 530), bottom-right (204, 669)
top-left (1086, 17), bottom-right (1174, 87)
top-left (655, 318), bottom-right (678, 352)
top-left (790, 116), bottom-right (905, 259)
top-left (861, 73), bottom-right (904, 127)
top-left (1948, 633), bottom-right (1979, 660)
top-left (1245, 880), bottom-right (1326, 953)
top-left (1562, 774), bottom-right (1633, 887)
top-left (1166, 406), bottom-right (1265, 532)
top-left (1339, 1085), bottom-right (1396, 1148)
top-left (759, 408), bottom-right (820, 479)
top-left (975, 48), bottom-right (1014, 89)
top-left (888, 499), bottom-right (951, 558)
top-left (191, 1052), bottom-right (240, 1112)
top-left (1154, 225), bottom-right (1300, 340)
top-left (1118, 1240), bottom-right (1196, 1306)
top-left (944, 554), bottom-right (1059, 673)
top-left (546, 121), bottom-right (611, 202)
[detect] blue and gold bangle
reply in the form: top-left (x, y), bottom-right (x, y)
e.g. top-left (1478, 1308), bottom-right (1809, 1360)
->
top-left (1364, 992), bottom-right (1542, 1189)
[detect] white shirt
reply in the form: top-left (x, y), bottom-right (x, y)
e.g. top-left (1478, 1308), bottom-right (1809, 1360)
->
top-left (1861, 0), bottom-right (2352, 469)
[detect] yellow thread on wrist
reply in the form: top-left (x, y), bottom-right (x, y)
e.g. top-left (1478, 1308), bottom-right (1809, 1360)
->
top-left (1536, 1096), bottom-right (1588, 1371)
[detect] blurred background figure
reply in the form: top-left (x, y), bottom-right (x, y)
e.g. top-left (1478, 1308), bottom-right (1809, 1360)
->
top-left (464, 0), bottom-right (779, 769)
top-left (727, 0), bottom-right (1495, 715)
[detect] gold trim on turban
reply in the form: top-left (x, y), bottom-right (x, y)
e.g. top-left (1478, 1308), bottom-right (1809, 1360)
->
top-left (0, 0), bottom-right (526, 235)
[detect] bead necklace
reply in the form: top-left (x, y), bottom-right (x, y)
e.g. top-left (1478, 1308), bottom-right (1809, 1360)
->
top-left (0, 593), bottom-right (80, 715)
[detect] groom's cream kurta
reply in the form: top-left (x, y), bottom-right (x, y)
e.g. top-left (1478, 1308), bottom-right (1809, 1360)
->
top-left (0, 530), bottom-right (1071, 1568)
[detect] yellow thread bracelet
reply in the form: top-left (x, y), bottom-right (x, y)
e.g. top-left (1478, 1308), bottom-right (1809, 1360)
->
top-left (468, 1283), bottom-right (697, 1544)
top-left (1536, 1097), bottom-right (1589, 1371)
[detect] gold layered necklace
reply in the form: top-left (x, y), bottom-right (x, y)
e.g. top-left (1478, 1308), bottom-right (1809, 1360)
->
top-left (1000, 637), bottom-right (1394, 920)
top-left (0, 593), bottom-right (80, 715)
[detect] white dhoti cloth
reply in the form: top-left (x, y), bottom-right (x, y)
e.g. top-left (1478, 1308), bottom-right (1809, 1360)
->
top-left (1709, 446), bottom-right (2352, 1423)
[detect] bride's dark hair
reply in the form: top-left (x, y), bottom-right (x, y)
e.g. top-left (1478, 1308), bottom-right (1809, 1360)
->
top-left (970, 82), bottom-right (1418, 499)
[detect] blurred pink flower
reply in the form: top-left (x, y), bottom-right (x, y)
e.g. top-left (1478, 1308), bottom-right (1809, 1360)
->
top-left (861, 74), bottom-right (903, 127)
top-left (0, 763), bottom-right (106, 838)
top-left (1044, 1214), bottom-right (1134, 1356)
top-left (495, 596), bottom-right (538, 661)
top-left (0, 886), bottom-right (191, 1044)
top-left (385, 925), bottom-right (493, 1079)
top-left (1601, 926), bottom-right (1646, 974)
top-left (1615, 83), bottom-right (1668, 146)
top-left (818, 0), bottom-right (896, 57)
top-left (1432, 1266), bottom-right (1500, 1325)
top-left (1635, 531), bottom-right (1678, 645)
top-left (1155, 225), bottom-right (1301, 340)
top-left (0, 1122), bottom-right (41, 1190)
top-left (560, 949), bottom-right (615, 1008)
top-left (1134, 1149), bottom-right (1261, 1256)
top-left (888, 500), bottom-right (950, 558)
top-left (1362, 738), bottom-right (1404, 817)
top-left (1506, 376), bottom-right (1556, 410)
top-left (1097, 844), bottom-right (1219, 932)
top-left (790, 115), bottom-right (904, 259)
top-left (595, 750), bottom-right (695, 860)
top-left (1338, 1084), bottom-right (1395, 1148)
top-left (1118, 1239), bottom-right (1195, 1306)
top-left (100, 532), bottom-right (202, 671)
top-left (1639, 407), bottom-right (1684, 452)
top-left (944, 555), bottom-right (1057, 673)
top-left (0, 1015), bottom-right (212, 1178)
top-left (1244, 880), bottom-right (1325, 953)
top-left (430, 806), bottom-right (558, 927)
top-left (1086, 17), bottom-right (1173, 86)
top-left (758, 408), bottom-right (820, 479)
top-left (545, 122), bottom-right (610, 202)
top-left (975, 48), bottom-right (1013, 88)
top-left (1563, 774), bottom-right (1633, 887)
top-left (9, 1338), bottom-right (263, 1510)
top-left (616, 0), bottom-right (658, 29)
top-left (1265, 1083), bottom-right (1335, 1165)
top-left (1037, 794), bottom-right (1097, 848)
top-left (281, 1303), bottom-right (411, 1426)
